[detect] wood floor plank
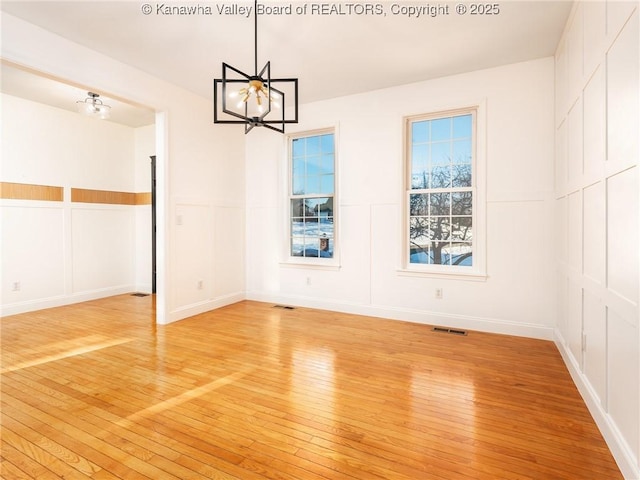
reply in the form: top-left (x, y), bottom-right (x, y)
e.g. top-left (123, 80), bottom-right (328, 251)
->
top-left (1, 296), bottom-right (623, 479)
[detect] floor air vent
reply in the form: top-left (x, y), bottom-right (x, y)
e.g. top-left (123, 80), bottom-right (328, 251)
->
top-left (131, 293), bottom-right (150, 297)
top-left (433, 326), bottom-right (467, 336)
top-left (273, 305), bottom-right (296, 310)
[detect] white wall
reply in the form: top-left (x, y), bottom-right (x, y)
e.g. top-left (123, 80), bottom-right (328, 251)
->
top-left (554, 2), bottom-right (639, 478)
top-left (1, 93), bottom-right (141, 313)
top-left (245, 57), bottom-right (557, 339)
top-left (1, 14), bottom-right (246, 323)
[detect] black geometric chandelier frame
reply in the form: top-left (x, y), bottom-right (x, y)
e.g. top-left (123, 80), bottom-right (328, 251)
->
top-left (213, 0), bottom-right (298, 134)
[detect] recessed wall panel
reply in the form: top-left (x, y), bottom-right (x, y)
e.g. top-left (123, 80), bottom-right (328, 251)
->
top-left (583, 290), bottom-right (607, 407)
top-left (567, 100), bottom-right (584, 183)
top-left (555, 121), bottom-right (567, 192)
top-left (583, 1), bottom-right (606, 76)
top-left (607, 308), bottom-right (639, 459)
top-left (567, 279), bottom-right (583, 364)
top-left (568, 191), bottom-right (583, 272)
top-left (607, 12), bottom-right (639, 167)
top-left (567, 4), bottom-right (584, 98)
top-left (583, 66), bottom-right (606, 177)
top-left (71, 207), bottom-right (135, 293)
top-left (1, 206), bottom-right (65, 302)
top-left (583, 182), bottom-right (606, 284)
top-left (607, 167), bottom-right (639, 305)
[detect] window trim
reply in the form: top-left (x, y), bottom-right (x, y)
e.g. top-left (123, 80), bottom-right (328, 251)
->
top-left (400, 104), bottom-right (487, 278)
top-left (282, 126), bottom-right (340, 267)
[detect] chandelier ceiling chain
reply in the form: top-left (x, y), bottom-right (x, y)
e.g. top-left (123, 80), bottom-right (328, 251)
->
top-left (213, 0), bottom-right (299, 134)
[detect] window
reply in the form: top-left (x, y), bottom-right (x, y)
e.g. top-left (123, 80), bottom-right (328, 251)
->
top-left (406, 109), bottom-right (476, 269)
top-left (289, 131), bottom-right (335, 258)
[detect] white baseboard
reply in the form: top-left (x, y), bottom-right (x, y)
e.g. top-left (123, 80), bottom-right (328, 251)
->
top-left (246, 291), bottom-right (554, 340)
top-left (0, 285), bottom-right (135, 317)
top-left (554, 329), bottom-right (639, 480)
top-left (164, 291), bottom-right (245, 325)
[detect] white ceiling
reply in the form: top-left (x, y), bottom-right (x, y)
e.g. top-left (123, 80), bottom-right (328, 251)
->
top-left (1, 1), bottom-right (572, 127)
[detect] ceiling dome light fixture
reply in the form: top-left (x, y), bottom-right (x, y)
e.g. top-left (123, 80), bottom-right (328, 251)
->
top-left (76, 92), bottom-right (111, 119)
top-left (213, 0), bottom-right (298, 134)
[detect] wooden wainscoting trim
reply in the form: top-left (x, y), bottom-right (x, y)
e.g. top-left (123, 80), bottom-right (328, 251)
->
top-left (71, 188), bottom-right (137, 205)
top-left (0, 182), bottom-right (64, 201)
top-left (135, 192), bottom-right (152, 205)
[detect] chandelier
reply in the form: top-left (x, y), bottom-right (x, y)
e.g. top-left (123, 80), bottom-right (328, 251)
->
top-left (213, 0), bottom-right (298, 134)
top-left (76, 92), bottom-right (111, 119)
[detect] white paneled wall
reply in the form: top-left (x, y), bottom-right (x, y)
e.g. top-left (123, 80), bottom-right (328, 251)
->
top-left (554, 2), bottom-right (639, 477)
top-left (247, 58), bottom-right (557, 339)
top-left (1, 94), bottom-right (153, 315)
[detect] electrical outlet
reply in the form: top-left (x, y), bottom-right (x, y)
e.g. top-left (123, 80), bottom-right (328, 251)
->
top-left (306, 277), bottom-right (311, 286)
top-left (435, 288), bottom-right (443, 299)
top-left (12, 281), bottom-right (20, 292)
top-left (197, 280), bottom-right (203, 290)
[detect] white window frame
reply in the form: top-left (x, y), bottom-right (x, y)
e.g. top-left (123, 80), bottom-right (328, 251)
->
top-left (400, 105), bottom-right (487, 280)
top-left (283, 127), bottom-right (339, 268)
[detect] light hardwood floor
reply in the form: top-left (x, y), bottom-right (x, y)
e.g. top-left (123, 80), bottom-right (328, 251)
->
top-left (1, 295), bottom-right (623, 479)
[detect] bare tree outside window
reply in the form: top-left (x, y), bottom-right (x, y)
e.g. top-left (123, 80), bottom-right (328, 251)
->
top-left (408, 112), bottom-right (474, 266)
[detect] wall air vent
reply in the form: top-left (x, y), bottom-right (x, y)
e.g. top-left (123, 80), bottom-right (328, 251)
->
top-left (433, 326), bottom-right (468, 336)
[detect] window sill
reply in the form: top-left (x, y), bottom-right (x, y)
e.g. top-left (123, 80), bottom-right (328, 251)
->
top-left (397, 268), bottom-right (487, 281)
top-left (280, 260), bottom-right (341, 271)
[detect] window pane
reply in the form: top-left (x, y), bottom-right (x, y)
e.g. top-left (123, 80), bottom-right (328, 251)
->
top-left (303, 218), bottom-right (318, 236)
top-left (452, 192), bottom-right (472, 215)
top-left (451, 164), bottom-right (472, 188)
top-left (428, 217), bottom-right (451, 242)
top-left (410, 194), bottom-right (428, 216)
top-left (432, 242), bottom-right (451, 265)
top-left (306, 156), bottom-right (321, 175)
top-left (292, 157), bottom-right (305, 176)
top-left (291, 237), bottom-right (305, 256)
top-left (293, 175), bottom-right (304, 195)
top-left (410, 243), bottom-right (431, 264)
top-left (320, 154), bottom-right (334, 174)
top-left (319, 217), bottom-right (334, 236)
top-left (453, 139), bottom-right (472, 164)
top-left (321, 134), bottom-right (334, 153)
top-left (291, 199), bottom-right (304, 217)
top-left (306, 136), bottom-right (320, 155)
top-left (451, 242), bottom-right (472, 266)
top-left (430, 193), bottom-right (450, 216)
top-left (431, 118), bottom-right (451, 141)
top-left (412, 173), bottom-right (429, 190)
top-left (304, 237), bottom-right (320, 257)
top-left (305, 176), bottom-right (321, 195)
top-left (319, 237), bottom-right (332, 256)
top-left (292, 138), bottom-right (305, 157)
top-left (412, 121), bottom-right (429, 143)
top-left (318, 197), bottom-right (333, 216)
top-left (431, 141), bottom-right (451, 165)
top-left (409, 215), bottom-right (429, 236)
top-left (430, 165), bottom-right (451, 188)
top-left (320, 175), bottom-right (334, 194)
top-left (451, 217), bottom-right (473, 241)
top-left (453, 114), bottom-right (472, 138)
top-left (412, 143), bottom-right (429, 189)
top-left (413, 143), bottom-right (428, 165)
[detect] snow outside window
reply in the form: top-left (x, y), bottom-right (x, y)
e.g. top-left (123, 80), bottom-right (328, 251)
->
top-left (289, 131), bottom-right (335, 259)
